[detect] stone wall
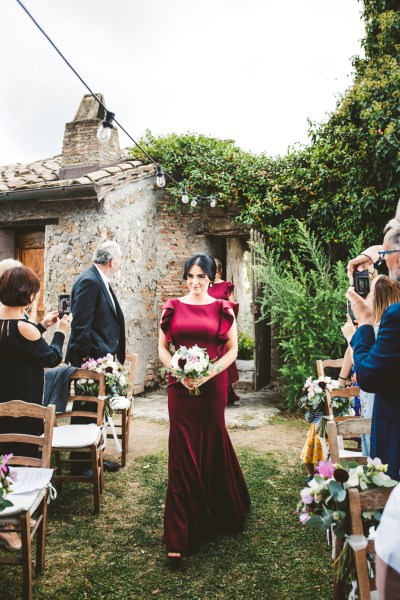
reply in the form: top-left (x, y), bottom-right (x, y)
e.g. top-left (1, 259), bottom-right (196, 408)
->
top-left (0, 182), bottom-right (262, 391)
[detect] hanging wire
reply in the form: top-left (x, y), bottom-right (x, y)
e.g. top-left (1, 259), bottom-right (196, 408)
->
top-left (14, 0), bottom-right (219, 205)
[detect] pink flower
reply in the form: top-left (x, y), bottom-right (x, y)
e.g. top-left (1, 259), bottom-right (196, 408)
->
top-left (300, 487), bottom-right (313, 505)
top-left (0, 453), bottom-right (13, 474)
top-left (299, 511), bottom-right (311, 524)
top-left (316, 459), bottom-right (335, 479)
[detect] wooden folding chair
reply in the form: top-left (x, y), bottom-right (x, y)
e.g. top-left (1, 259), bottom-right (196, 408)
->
top-left (0, 401), bottom-right (55, 600)
top-left (327, 418), bottom-right (371, 465)
top-left (347, 487), bottom-right (394, 599)
top-left (316, 358), bottom-right (344, 379)
top-left (325, 386), bottom-right (360, 420)
top-left (106, 352), bottom-right (137, 467)
top-left (51, 370), bottom-right (105, 514)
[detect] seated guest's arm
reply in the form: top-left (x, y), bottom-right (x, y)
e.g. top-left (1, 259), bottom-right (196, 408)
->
top-left (351, 305), bottom-right (400, 393)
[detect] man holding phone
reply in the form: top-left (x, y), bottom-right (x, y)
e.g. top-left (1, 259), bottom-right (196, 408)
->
top-left (346, 203), bottom-right (400, 481)
top-left (66, 239), bottom-right (126, 474)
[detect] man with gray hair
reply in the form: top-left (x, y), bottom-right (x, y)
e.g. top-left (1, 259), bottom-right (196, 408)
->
top-left (346, 203), bottom-right (400, 481)
top-left (67, 239), bottom-right (125, 367)
top-left (66, 240), bottom-right (126, 474)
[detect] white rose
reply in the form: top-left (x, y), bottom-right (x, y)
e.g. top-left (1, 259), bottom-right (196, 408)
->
top-left (119, 375), bottom-right (126, 386)
top-left (345, 473), bottom-right (360, 488)
top-left (170, 354), bottom-right (179, 370)
top-left (355, 466), bottom-right (364, 477)
top-left (184, 362), bottom-right (192, 373)
top-left (193, 362), bottom-right (203, 374)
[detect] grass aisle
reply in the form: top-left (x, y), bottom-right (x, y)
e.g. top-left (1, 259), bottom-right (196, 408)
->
top-left (1, 450), bottom-right (332, 599)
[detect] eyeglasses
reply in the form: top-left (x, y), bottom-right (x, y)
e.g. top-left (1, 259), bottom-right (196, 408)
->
top-left (378, 249), bottom-right (400, 258)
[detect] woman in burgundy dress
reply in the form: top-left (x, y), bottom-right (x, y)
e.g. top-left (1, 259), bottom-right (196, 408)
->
top-left (159, 253), bottom-right (250, 560)
top-left (208, 258), bottom-right (240, 405)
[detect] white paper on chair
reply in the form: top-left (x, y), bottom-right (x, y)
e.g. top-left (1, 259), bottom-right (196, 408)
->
top-left (8, 468), bottom-right (53, 495)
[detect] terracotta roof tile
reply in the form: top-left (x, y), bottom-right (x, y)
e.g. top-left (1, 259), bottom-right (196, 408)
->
top-left (0, 153), bottom-right (155, 198)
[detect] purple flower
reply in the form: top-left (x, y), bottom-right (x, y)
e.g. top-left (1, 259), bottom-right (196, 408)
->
top-left (0, 453), bottom-right (13, 474)
top-left (316, 459), bottom-right (335, 479)
top-left (300, 487), bottom-right (313, 505)
top-left (299, 511), bottom-right (311, 524)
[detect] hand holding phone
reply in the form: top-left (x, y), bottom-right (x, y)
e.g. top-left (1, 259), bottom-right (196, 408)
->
top-left (58, 294), bottom-right (71, 319)
top-left (354, 270), bottom-right (370, 297)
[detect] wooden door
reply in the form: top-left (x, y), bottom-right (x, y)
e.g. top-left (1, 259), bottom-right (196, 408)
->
top-left (15, 230), bottom-right (45, 322)
top-left (251, 228), bottom-right (271, 390)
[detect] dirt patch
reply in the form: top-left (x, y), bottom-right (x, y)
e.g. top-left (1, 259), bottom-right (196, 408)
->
top-left (126, 417), bottom-right (307, 458)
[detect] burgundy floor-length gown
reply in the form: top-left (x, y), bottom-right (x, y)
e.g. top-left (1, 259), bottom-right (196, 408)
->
top-left (161, 298), bottom-right (250, 553)
top-left (208, 282), bottom-right (240, 404)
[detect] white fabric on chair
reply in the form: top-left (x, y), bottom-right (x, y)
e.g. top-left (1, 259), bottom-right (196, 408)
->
top-left (0, 467), bottom-right (54, 517)
top-left (51, 423), bottom-right (101, 448)
top-left (110, 396), bottom-right (131, 410)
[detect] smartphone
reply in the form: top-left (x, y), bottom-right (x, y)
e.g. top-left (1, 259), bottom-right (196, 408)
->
top-left (354, 270), bottom-right (370, 297)
top-left (58, 294), bottom-right (71, 319)
top-left (347, 300), bottom-right (357, 325)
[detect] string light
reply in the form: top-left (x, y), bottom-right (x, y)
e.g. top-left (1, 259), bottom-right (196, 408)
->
top-left (15, 0), bottom-right (218, 206)
top-left (97, 110), bottom-right (115, 144)
top-left (181, 187), bottom-right (189, 204)
top-left (156, 165), bottom-right (166, 188)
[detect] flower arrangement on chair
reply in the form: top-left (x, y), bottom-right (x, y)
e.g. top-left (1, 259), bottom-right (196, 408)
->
top-left (0, 454), bottom-right (15, 511)
top-left (295, 458), bottom-right (397, 585)
top-left (77, 354), bottom-right (130, 417)
top-left (299, 376), bottom-right (355, 420)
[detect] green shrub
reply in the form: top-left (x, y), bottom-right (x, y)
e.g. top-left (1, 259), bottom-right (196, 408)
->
top-left (252, 221), bottom-right (364, 409)
top-left (238, 332), bottom-right (254, 360)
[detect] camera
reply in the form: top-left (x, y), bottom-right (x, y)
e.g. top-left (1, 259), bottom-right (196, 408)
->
top-left (58, 294), bottom-right (71, 319)
top-left (354, 270), bottom-right (370, 298)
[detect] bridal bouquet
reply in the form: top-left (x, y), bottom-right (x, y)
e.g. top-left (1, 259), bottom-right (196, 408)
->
top-left (0, 454), bottom-right (16, 512)
top-left (168, 345), bottom-right (214, 396)
top-left (295, 458), bottom-right (397, 585)
top-left (76, 354), bottom-right (130, 417)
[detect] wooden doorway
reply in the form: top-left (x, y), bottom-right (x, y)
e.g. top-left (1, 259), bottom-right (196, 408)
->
top-left (15, 229), bottom-right (45, 322)
top-left (250, 228), bottom-right (271, 390)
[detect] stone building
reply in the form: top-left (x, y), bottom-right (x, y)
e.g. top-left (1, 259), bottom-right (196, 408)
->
top-left (0, 94), bottom-right (271, 391)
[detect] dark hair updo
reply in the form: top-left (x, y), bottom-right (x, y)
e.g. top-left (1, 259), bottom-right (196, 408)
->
top-left (0, 266), bottom-right (40, 307)
top-left (183, 253), bottom-right (216, 282)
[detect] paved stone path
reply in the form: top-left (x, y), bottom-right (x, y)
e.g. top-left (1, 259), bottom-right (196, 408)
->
top-left (132, 386), bottom-right (281, 429)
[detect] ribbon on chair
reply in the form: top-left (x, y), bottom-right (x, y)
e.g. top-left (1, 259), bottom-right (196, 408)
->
top-left (98, 395), bottom-right (123, 454)
top-left (105, 416), bottom-right (122, 453)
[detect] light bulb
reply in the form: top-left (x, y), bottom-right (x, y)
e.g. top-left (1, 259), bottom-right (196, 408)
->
top-left (97, 123), bottom-right (112, 144)
top-left (181, 187), bottom-right (189, 204)
top-left (210, 200), bottom-right (216, 208)
top-left (191, 197), bottom-right (198, 207)
top-left (97, 110), bottom-right (115, 145)
top-left (156, 165), bottom-right (166, 187)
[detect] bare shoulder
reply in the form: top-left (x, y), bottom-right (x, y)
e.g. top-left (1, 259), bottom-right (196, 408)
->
top-left (17, 320), bottom-right (41, 341)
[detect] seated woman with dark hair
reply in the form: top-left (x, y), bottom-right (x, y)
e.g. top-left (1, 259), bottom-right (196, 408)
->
top-left (0, 266), bottom-right (71, 551)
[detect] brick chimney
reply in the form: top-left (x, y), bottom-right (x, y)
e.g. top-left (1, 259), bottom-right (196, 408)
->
top-left (60, 93), bottom-right (121, 180)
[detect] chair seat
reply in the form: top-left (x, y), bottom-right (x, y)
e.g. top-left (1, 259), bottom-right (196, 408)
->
top-left (0, 489), bottom-right (46, 519)
top-left (52, 424), bottom-right (101, 448)
top-left (110, 396), bottom-right (131, 410)
top-left (339, 448), bottom-right (363, 458)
